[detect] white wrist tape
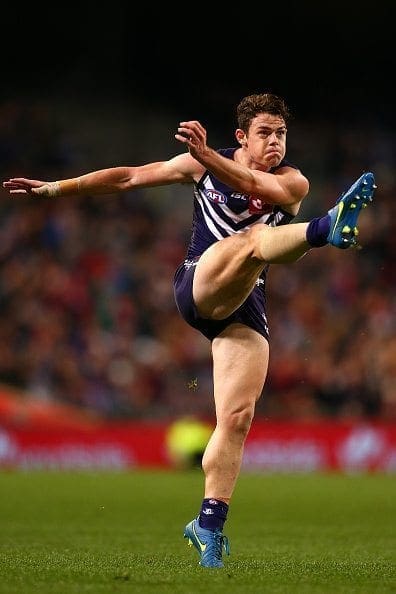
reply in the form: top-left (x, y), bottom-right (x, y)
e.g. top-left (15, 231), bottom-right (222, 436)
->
top-left (35, 178), bottom-right (81, 198)
top-left (35, 181), bottom-right (61, 197)
top-left (47, 181), bottom-right (61, 197)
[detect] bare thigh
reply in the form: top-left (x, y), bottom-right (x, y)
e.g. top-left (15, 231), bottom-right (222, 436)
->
top-left (193, 227), bottom-right (266, 320)
top-left (193, 222), bottom-right (309, 320)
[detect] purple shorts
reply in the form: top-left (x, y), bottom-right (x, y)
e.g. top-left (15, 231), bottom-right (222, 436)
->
top-left (173, 259), bottom-right (270, 342)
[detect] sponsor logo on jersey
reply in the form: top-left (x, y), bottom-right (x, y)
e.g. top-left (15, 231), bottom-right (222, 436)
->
top-left (205, 189), bottom-right (227, 204)
top-left (248, 195), bottom-right (273, 214)
top-left (231, 192), bottom-right (248, 201)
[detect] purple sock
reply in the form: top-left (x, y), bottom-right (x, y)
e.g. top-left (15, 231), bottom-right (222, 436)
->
top-left (306, 215), bottom-right (331, 247)
top-left (199, 498), bottom-right (229, 531)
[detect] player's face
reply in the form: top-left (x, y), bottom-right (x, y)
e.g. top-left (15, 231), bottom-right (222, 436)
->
top-left (241, 113), bottom-right (287, 169)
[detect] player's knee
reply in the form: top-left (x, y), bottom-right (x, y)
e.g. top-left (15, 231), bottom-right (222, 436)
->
top-left (222, 406), bottom-right (254, 437)
top-left (247, 224), bottom-right (272, 259)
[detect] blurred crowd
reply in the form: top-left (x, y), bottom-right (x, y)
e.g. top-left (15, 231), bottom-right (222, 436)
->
top-left (0, 97), bottom-right (395, 421)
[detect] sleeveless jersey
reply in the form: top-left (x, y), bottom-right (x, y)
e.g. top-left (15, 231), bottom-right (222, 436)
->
top-left (185, 147), bottom-right (297, 261)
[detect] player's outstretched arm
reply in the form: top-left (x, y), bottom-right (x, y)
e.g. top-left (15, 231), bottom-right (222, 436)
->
top-left (3, 168), bottom-right (140, 198)
top-left (3, 156), bottom-right (200, 199)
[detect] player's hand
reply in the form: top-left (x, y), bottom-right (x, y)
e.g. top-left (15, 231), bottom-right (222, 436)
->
top-left (175, 120), bottom-right (209, 159)
top-left (3, 178), bottom-right (48, 196)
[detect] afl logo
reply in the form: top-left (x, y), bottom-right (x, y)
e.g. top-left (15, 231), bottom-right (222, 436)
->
top-left (205, 189), bottom-right (227, 204)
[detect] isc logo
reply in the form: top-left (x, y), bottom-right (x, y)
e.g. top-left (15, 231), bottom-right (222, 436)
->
top-left (205, 189), bottom-right (227, 204)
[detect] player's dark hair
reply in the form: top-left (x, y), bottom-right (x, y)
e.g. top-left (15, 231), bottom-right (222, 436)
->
top-left (237, 93), bottom-right (291, 132)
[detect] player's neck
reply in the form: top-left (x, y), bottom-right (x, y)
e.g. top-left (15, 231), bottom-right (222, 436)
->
top-left (233, 147), bottom-right (272, 172)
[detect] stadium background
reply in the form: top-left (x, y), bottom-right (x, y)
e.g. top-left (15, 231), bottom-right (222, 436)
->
top-left (0, 4), bottom-right (395, 471)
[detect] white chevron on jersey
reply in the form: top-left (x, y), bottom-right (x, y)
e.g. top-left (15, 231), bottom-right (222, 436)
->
top-left (200, 174), bottom-right (253, 224)
top-left (194, 188), bottom-right (225, 240)
top-left (195, 175), bottom-right (275, 238)
top-left (184, 148), bottom-right (296, 259)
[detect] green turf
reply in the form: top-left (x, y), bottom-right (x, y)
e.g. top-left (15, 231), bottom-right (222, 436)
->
top-left (0, 470), bottom-right (395, 593)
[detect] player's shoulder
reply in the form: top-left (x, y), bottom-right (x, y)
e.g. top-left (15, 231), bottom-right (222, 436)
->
top-left (272, 160), bottom-right (310, 203)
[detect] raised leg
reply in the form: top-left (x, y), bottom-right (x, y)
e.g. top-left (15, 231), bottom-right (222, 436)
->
top-left (193, 222), bottom-right (309, 320)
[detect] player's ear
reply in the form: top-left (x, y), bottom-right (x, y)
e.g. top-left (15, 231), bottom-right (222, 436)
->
top-left (235, 129), bottom-right (247, 146)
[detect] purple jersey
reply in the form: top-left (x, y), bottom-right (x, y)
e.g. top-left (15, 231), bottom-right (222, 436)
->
top-left (186, 148), bottom-right (296, 260)
top-left (173, 148), bottom-right (300, 342)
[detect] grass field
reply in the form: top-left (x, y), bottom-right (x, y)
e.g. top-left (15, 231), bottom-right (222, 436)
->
top-left (0, 470), bottom-right (395, 593)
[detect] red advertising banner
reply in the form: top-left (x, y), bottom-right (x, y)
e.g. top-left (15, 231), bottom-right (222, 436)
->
top-left (0, 423), bottom-right (169, 470)
top-left (243, 421), bottom-right (396, 473)
top-left (0, 420), bottom-right (396, 473)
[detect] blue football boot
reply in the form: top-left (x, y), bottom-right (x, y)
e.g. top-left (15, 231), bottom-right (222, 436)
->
top-left (327, 172), bottom-right (376, 248)
top-left (184, 517), bottom-right (230, 568)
